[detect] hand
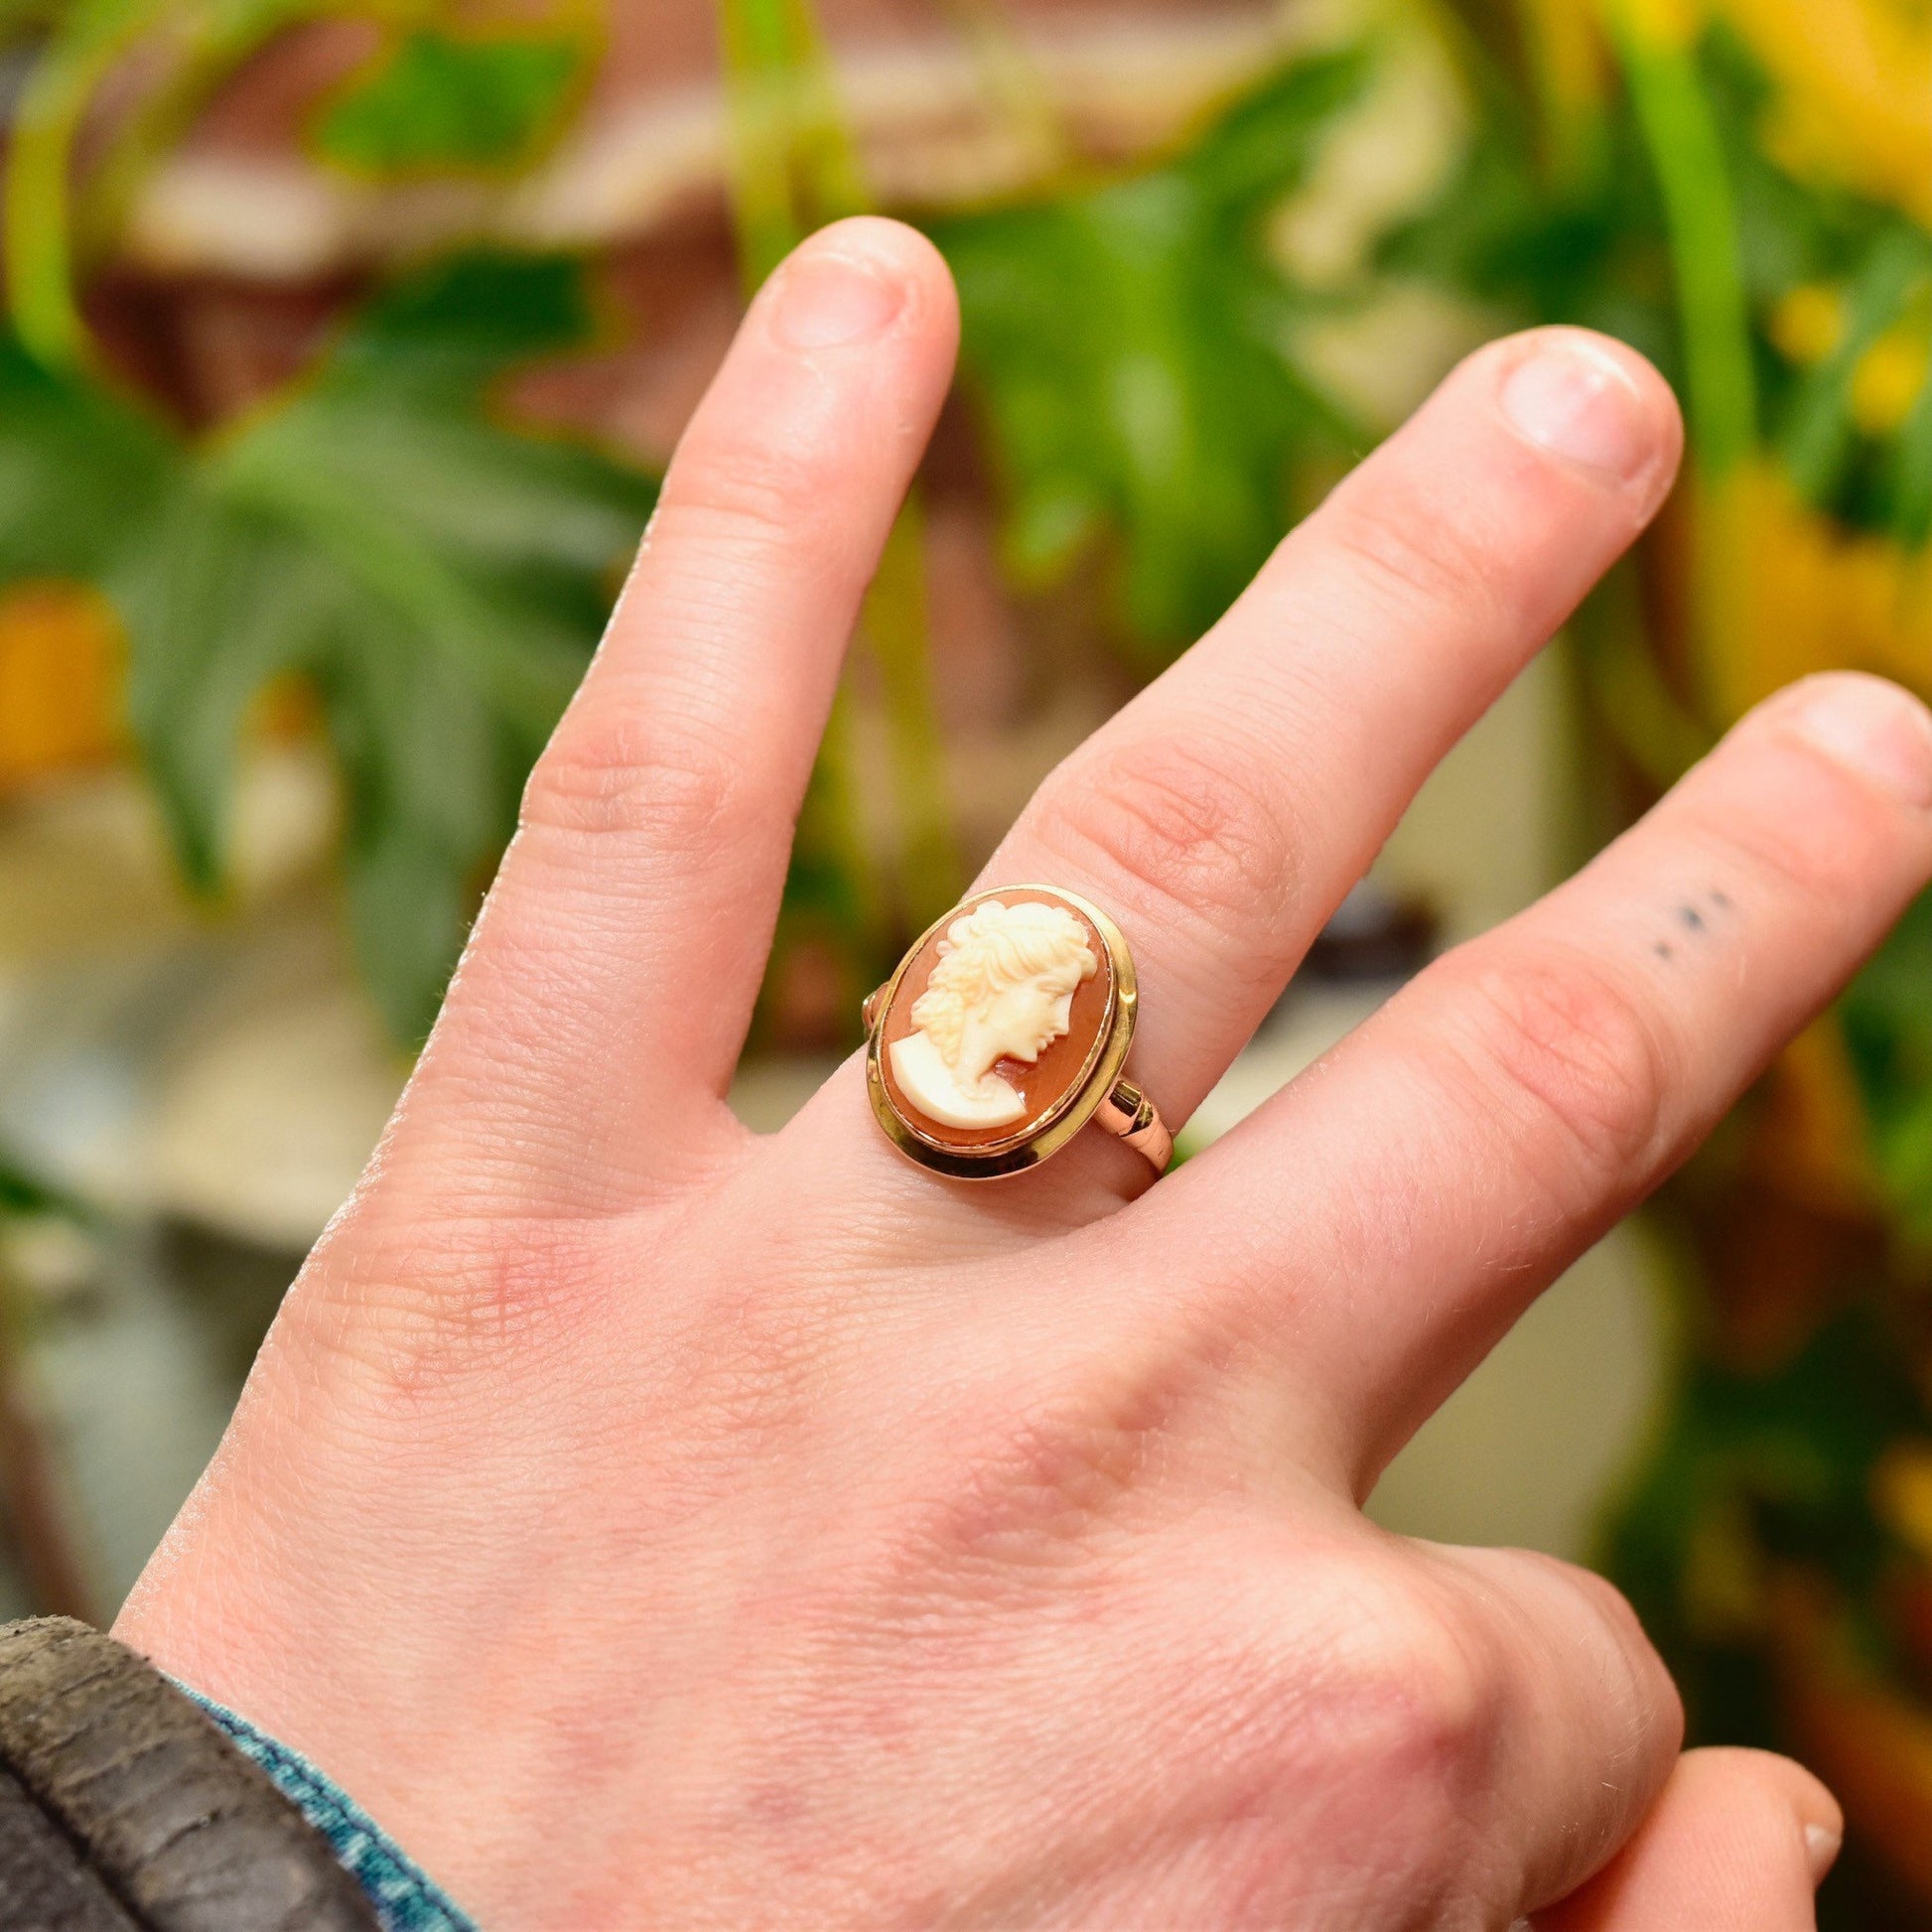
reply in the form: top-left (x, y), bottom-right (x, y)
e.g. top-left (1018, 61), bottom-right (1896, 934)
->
top-left (118, 217), bottom-right (1913, 1928)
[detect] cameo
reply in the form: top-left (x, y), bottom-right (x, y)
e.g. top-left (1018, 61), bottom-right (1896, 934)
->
top-left (869, 886), bottom-right (1130, 1177)
top-left (888, 898), bottom-right (1100, 1129)
top-left (868, 884), bottom-right (1136, 1175)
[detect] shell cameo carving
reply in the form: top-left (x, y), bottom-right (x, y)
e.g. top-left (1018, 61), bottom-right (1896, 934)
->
top-left (888, 898), bottom-right (1099, 1130)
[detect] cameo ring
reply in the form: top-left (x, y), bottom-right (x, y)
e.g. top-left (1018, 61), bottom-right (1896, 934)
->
top-left (863, 885), bottom-right (1173, 1180)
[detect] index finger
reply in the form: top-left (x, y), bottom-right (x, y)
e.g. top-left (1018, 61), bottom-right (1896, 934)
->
top-left (371, 220), bottom-right (959, 1214)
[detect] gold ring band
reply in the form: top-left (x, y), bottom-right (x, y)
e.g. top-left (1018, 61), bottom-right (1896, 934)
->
top-left (1093, 1075), bottom-right (1174, 1175)
top-left (862, 885), bottom-right (1171, 1181)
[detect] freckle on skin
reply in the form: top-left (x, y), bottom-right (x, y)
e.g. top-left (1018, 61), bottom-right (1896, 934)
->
top-left (1711, 888), bottom-right (1732, 911)
top-left (1678, 904), bottom-right (1705, 932)
top-left (1653, 941), bottom-right (1673, 961)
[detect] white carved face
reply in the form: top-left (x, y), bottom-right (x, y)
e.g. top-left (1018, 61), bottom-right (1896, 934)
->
top-left (906, 899), bottom-right (1098, 1086)
top-left (982, 976), bottom-right (1078, 1065)
top-left (890, 898), bottom-right (1101, 1134)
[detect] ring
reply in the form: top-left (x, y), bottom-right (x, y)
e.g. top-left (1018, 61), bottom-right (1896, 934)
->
top-left (863, 885), bottom-right (1173, 1180)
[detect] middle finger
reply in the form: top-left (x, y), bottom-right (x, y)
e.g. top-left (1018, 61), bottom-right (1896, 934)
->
top-left (983, 328), bottom-right (1681, 1159)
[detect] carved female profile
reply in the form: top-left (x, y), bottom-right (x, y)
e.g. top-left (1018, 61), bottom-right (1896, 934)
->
top-left (889, 898), bottom-right (1099, 1130)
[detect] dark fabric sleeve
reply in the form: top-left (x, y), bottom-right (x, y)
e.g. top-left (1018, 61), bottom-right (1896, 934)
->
top-left (0, 1757), bottom-right (141, 1931)
top-left (0, 1617), bottom-right (379, 1932)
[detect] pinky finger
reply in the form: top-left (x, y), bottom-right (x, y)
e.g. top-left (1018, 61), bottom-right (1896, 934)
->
top-left (1531, 1747), bottom-right (1842, 1932)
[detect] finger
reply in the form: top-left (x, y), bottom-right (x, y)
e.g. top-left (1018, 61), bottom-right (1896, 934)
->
top-left (393, 218), bottom-right (959, 1204)
top-left (1175, 672), bottom-right (1932, 1477)
top-left (1533, 1747), bottom-right (1840, 1931)
top-left (977, 328), bottom-right (1679, 1171)
top-left (1415, 1544), bottom-right (1684, 1917)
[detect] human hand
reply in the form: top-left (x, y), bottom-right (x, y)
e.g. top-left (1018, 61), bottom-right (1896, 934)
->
top-left (117, 217), bottom-right (1917, 1928)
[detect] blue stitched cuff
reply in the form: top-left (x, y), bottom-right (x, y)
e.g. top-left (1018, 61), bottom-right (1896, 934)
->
top-left (180, 1686), bottom-right (480, 1932)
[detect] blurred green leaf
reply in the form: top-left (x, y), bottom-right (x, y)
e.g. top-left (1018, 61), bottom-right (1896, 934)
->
top-left (315, 27), bottom-right (585, 177)
top-left (0, 254), bottom-right (655, 1045)
top-left (936, 52), bottom-right (1369, 656)
top-left (4, 0), bottom-right (166, 364)
top-left (1380, 57), bottom-right (1675, 374)
top-left (1891, 357), bottom-right (1932, 548)
top-left (717, 0), bottom-right (866, 290)
top-left (1612, 20), bottom-right (1755, 477)
top-left (4, 0), bottom-right (345, 365)
top-left (0, 340), bottom-right (174, 578)
top-left (1607, 1311), bottom-right (1925, 1737)
top-left (1780, 228), bottom-right (1929, 511)
top-left (0, 1150), bottom-right (78, 1222)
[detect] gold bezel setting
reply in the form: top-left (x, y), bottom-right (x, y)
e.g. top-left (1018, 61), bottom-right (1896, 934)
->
top-left (865, 884), bottom-right (1139, 1179)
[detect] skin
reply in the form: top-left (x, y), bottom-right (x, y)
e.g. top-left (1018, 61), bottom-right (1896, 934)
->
top-left (115, 216), bottom-right (1924, 1927)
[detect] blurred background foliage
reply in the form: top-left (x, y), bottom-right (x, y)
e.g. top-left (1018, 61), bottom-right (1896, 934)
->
top-left (0, 0), bottom-right (1928, 1921)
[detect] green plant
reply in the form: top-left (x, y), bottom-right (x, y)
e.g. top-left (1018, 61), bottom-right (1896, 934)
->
top-left (1413, 8), bottom-right (1932, 1919)
top-left (0, 4), bottom-right (654, 1042)
top-left (0, 0), bottom-right (1387, 1039)
top-left (0, 256), bottom-right (656, 1041)
top-left (316, 24), bottom-right (589, 176)
top-left (936, 51), bottom-right (1369, 655)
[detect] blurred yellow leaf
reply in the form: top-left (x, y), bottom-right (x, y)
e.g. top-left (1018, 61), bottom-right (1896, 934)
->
top-left (1603, 0), bottom-right (1706, 51)
top-left (1702, 461), bottom-right (1932, 722)
top-left (1769, 282), bottom-right (1846, 366)
top-left (1760, 1016), bottom-right (1880, 1216)
top-left (1872, 1444), bottom-right (1932, 1560)
top-left (1713, 0), bottom-right (1932, 224)
top-left (0, 580), bottom-right (123, 789)
top-left (1779, 1577), bottom-right (1932, 1901)
top-left (1518, 0), bottom-right (1614, 126)
top-left (1853, 319), bottom-right (1931, 435)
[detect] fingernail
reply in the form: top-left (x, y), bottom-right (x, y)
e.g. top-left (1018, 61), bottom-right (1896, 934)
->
top-left (1500, 337), bottom-right (1658, 483)
top-left (770, 249), bottom-right (906, 350)
top-left (1804, 1821), bottom-right (1842, 1884)
top-left (1786, 673), bottom-right (1932, 811)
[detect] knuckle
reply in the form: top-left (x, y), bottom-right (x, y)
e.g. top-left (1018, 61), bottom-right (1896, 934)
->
top-left (1287, 1564), bottom-right (1510, 1870)
top-left (523, 708), bottom-right (756, 849)
top-left (1531, 1553), bottom-right (1681, 1739)
top-left (1704, 770), bottom-right (1875, 908)
top-left (1314, 474), bottom-right (1513, 635)
top-left (297, 1210), bottom-right (617, 1406)
top-left (1544, 1553), bottom-right (1648, 1651)
top-left (1032, 733), bottom-right (1298, 944)
top-left (1459, 1549), bottom-right (1682, 1866)
top-left (1440, 944), bottom-right (1676, 1191)
top-left (658, 415), bottom-right (848, 559)
top-left (1358, 1594), bottom-right (1506, 1794)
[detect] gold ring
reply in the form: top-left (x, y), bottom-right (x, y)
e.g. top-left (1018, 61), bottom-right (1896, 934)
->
top-left (863, 885), bottom-right (1173, 1181)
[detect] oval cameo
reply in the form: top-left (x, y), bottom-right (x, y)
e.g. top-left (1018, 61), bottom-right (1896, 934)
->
top-left (871, 887), bottom-right (1124, 1161)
